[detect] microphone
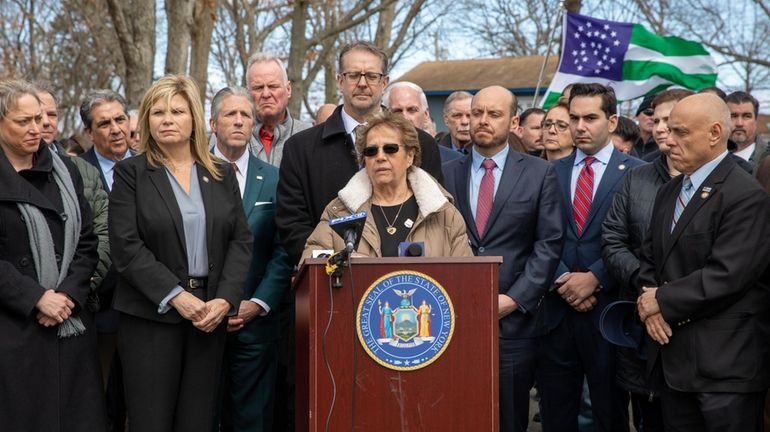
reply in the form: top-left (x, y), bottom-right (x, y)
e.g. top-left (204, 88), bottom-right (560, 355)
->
top-left (329, 211), bottom-right (368, 254)
top-left (398, 241), bottom-right (425, 257)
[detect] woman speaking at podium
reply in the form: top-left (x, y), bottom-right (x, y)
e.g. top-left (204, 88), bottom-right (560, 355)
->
top-left (303, 111), bottom-right (471, 259)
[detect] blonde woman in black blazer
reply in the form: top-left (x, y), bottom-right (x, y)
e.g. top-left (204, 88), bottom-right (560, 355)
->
top-left (109, 75), bottom-right (252, 432)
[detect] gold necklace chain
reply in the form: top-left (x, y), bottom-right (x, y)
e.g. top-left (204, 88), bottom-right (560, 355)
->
top-left (378, 198), bottom-right (407, 235)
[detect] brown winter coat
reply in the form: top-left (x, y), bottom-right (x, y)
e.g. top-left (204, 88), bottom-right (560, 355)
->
top-left (303, 167), bottom-right (472, 260)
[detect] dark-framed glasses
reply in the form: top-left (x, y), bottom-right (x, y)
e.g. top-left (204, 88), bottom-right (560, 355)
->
top-left (341, 71), bottom-right (385, 84)
top-left (362, 143), bottom-right (402, 157)
top-left (542, 120), bottom-right (570, 132)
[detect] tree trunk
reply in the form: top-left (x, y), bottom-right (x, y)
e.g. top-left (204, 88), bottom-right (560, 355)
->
top-left (190, 0), bottom-right (218, 101)
top-left (374, 1), bottom-right (396, 50)
top-left (164, 0), bottom-right (195, 74)
top-left (323, 50), bottom-right (337, 104)
top-left (105, 0), bottom-right (156, 107)
top-left (287, 0), bottom-right (309, 119)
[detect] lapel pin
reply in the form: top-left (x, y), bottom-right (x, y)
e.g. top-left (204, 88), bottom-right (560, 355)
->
top-left (404, 218), bottom-right (414, 228)
top-left (618, 164), bottom-right (626, 171)
top-left (202, 176), bottom-right (209, 183)
top-left (701, 186), bottom-right (711, 199)
top-left (701, 192), bottom-right (710, 199)
top-left (256, 175), bottom-right (263, 180)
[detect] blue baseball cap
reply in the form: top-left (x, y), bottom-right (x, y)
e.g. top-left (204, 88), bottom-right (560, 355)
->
top-left (600, 300), bottom-right (644, 351)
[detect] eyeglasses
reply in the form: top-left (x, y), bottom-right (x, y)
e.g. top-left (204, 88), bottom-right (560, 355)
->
top-left (341, 71), bottom-right (385, 85)
top-left (542, 120), bottom-right (570, 132)
top-left (641, 108), bottom-right (654, 116)
top-left (362, 143), bottom-right (402, 157)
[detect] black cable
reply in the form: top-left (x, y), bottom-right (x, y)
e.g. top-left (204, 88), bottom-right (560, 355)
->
top-left (322, 275), bottom-right (337, 432)
top-left (348, 261), bottom-right (358, 432)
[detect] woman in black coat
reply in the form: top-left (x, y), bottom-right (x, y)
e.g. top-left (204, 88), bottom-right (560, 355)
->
top-left (0, 80), bottom-right (105, 430)
top-left (108, 75), bottom-right (252, 432)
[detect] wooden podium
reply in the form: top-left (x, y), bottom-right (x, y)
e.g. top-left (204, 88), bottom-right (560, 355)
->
top-left (294, 257), bottom-right (501, 431)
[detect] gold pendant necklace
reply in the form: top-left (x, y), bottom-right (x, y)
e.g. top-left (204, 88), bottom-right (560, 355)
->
top-left (379, 198), bottom-right (407, 235)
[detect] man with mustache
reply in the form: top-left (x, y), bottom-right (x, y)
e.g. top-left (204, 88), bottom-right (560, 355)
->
top-left (444, 85), bottom-right (565, 432)
top-left (439, 91), bottom-right (472, 153)
top-left (726, 91), bottom-right (766, 171)
top-left (538, 83), bottom-right (644, 432)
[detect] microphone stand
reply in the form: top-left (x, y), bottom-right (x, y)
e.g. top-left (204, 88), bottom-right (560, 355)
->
top-left (325, 228), bottom-right (356, 288)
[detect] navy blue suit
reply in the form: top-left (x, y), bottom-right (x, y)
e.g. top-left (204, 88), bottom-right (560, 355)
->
top-left (444, 149), bottom-right (565, 432)
top-left (537, 147), bottom-right (644, 432)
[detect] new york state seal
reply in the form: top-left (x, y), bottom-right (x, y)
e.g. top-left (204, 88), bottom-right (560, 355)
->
top-left (356, 270), bottom-right (455, 371)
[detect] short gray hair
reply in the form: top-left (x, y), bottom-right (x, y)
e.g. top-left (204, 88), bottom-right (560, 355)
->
top-left (0, 79), bottom-right (40, 121)
top-left (210, 86), bottom-right (257, 122)
top-left (79, 89), bottom-right (128, 129)
top-left (33, 80), bottom-right (58, 104)
top-left (383, 81), bottom-right (429, 110)
top-left (246, 52), bottom-right (288, 84)
top-left (442, 91), bottom-right (472, 115)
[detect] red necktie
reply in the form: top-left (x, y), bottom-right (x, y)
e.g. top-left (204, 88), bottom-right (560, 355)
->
top-left (573, 156), bottom-right (595, 237)
top-left (476, 159), bottom-right (497, 237)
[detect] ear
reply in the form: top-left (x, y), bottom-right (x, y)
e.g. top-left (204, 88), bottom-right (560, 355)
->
top-left (709, 122), bottom-right (723, 147)
top-left (509, 115), bottom-right (520, 134)
top-left (382, 75), bottom-right (390, 88)
top-left (209, 118), bottom-right (217, 134)
top-left (286, 81), bottom-right (293, 99)
top-left (607, 114), bottom-right (619, 134)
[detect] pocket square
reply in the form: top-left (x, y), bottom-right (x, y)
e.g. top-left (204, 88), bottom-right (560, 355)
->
top-left (254, 201), bottom-right (273, 207)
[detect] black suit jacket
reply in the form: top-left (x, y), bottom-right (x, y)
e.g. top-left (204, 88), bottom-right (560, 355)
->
top-left (108, 155), bottom-right (252, 323)
top-left (638, 155), bottom-right (770, 392)
top-left (443, 150), bottom-right (565, 339)
top-left (276, 105), bottom-right (444, 266)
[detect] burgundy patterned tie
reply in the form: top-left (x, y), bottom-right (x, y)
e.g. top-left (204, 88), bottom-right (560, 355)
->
top-left (476, 159), bottom-right (497, 237)
top-left (573, 156), bottom-right (595, 237)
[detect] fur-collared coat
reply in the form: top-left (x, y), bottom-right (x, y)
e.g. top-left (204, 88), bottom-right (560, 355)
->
top-left (302, 167), bottom-right (472, 260)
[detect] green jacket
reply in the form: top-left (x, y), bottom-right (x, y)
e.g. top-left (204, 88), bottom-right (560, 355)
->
top-left (67, 153), bottom-right (110, 301)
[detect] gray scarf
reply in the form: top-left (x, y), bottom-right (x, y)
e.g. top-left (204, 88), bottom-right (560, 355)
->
top-left (17, 148), bottom-right (84, 338)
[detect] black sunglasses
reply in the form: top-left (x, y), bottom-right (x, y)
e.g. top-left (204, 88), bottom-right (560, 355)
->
top-left (362, 143), bottom-right (402, 157)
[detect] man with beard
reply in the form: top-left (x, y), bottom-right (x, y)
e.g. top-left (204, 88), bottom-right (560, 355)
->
top-left (726, 91), bottom-right (766, 171)
top-left (444, 86), bottom-right (565, 431)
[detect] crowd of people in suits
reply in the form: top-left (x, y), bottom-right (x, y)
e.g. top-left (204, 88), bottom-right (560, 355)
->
top-left (1, 39), bottom-right (769, 432)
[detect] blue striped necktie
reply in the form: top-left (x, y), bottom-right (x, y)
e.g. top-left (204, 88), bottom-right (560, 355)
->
top-left (671, 176), bottom-right (693, 232)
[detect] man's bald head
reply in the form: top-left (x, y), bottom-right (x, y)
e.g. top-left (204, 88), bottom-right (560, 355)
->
top-left (667, 93), bottom-right (732, 175)
top-left (473, 86), bottom-right (517, 119)
top-left (470, 85), bottom-right (519, 156)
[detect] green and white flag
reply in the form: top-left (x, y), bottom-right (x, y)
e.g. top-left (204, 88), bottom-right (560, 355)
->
top-left (541, 12), bottom-right (717, 108)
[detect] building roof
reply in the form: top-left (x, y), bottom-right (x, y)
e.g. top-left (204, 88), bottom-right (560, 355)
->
top-left (394, 55), bottom-right (559, 95)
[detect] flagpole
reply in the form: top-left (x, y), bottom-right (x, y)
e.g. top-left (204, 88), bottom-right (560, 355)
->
top-left (532, 1), bottom-right (566, 108)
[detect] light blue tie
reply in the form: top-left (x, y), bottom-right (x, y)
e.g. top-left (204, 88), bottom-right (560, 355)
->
top-left (671, 176), bottom-right (693, 232)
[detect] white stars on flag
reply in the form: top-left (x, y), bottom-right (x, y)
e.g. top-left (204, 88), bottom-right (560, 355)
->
top-left (567, 18), bottom-right (624, 76)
